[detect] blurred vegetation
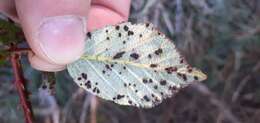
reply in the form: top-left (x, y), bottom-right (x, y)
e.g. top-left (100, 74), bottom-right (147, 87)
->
top-left (0, 19), bottom-right (24, 66)
top-left (0, 0), bottom-right (260, 123)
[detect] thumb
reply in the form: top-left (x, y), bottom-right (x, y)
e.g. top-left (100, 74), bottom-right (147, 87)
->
top-left (14, 0), bottom-right (90, 66)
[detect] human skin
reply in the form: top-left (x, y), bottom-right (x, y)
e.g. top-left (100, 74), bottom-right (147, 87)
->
top-left (0, 0), bottom-right (131, 71)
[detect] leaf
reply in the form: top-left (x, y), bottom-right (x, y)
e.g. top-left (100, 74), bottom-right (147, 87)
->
top-left (0, 19), bottom-right (24, 45)
top-left (0, 49), bottom-right (9, 66)
top-left (67, 22), bottom-right (207, 108)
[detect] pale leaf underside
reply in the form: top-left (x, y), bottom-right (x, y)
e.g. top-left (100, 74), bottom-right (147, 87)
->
top-left (67, 22), bottom-right (207, 108)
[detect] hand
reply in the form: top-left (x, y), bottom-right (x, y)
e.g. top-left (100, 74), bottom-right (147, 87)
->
top-left (0, 0), bottom-right (131, 71)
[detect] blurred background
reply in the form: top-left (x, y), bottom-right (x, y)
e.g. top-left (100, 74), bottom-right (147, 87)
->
top-left (0, 0), bottom-right (260, 123)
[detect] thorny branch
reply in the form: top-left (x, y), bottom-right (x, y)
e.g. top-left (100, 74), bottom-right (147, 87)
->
top-left (7, 47), bottom-right (30, 54)
top-left (10, 45), bottom-right (34, 123)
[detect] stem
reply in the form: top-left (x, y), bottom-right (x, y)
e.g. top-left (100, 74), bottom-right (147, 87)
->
top-left (7, 47), bottom-right (31, 54)
top-left (10, 52), bottom-right (34, 123)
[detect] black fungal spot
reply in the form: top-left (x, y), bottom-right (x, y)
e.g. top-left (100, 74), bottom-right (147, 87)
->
top-left (155, 97), bottom-right (160, 102)
top-left (95, 82), bottom-right (98, 85)
top-left (105, 64), bottom-right (112, 70)
top-left (96, 89), bottom-right (100, 94)
top-left (139, 34), bottom-right (143, 38)
top-left (165, 67), bottom-right (177, 74)
top-left (187, 66), bottom-right (193, 73)
top-left (182, 74), bottom-right (187, 81)
top-left (123, 25), bottom-right (129, 31)
top-left (79, 83), bottom-right (82, 86)
top-left (148, 54), bottom-right (152, 59)
top-left (115, 25), bottom-right (120, 30)
top-left (194, 76), bottom-right (199, 80)
top-left (188, 69), bottom-right (193, 73)
top-left (151, 94), bottom-right (155, 97)
top-left (128, 100), bottom-right (132, 104)
top-left (128, 83), bottom-right (131, 86)
top-left (113, 51), bottom-right (126, 59)
top-left (150, 64), bottom-right (158, 68)
top-left (81, 73), bottom-right (87, 80)
top-left (93, 87), bottom-right (97, 93)
top-left (130, 53), bottom-right (139, 60)
top-left (87, 32), bottom-right (91, 38)
top-left (145, 23), bottom-right (150, 27)
top-left (158, 32), bottom-right (161, 35)
top-left (106, 37), bottom-right (110, 40)
top-left (118, 33), bottom-right (122, 37)
top-left (128, 31), bottom-right (134, 36)
top-left (113, 97), bottom-right (116, 100)
top-left (149, 79), bottom-right (153, 83)
top-left (102, 70), bottom-right (106, 74)
top-left (77, 77), bottom-right (82, 81)
top-left (154, 48), bottom-right (163, 55)
top-left (133, 84), bottom-right (136, 87)
top-left (110, 64), bottom-right (114, 67)
top-left (123, 41), bottom-right (126, 44)
top-left (177, 73), bottom-right (182, 77)
top-left (169, 86), bottom-right (177, 92)
top-left (124, 83), bottom-right (127, 87)
top-left (85, 81), bottom-right (91, 89)
top-left (42, 85), bottom-right (47, 89)
top-left (154, 85), bottom-right (158, 89)
top-left (143, 95), bottom-right (150, 102)
top-left (119, 72), bottom-right (122, 74)
top-left (135, 90), bottom-right (138, 93)
top-left (123, 66), bottom-right (126, 70)
top-left (180, 59), bottom-right (184, 63)
top-left (117, 95), bottom-right (125, 100)
top-left (105, 30), bottom-right (108, 33)
top-left (160, 92), bottom-right (164, 96)
top-left (160, 80), bottom-right (167, 85)
top-left (177, 73), bottom-right (187, 81)
top-left (142, 78), bottom-right (148, 83)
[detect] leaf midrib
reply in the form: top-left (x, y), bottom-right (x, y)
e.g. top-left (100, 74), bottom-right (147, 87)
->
top-left (80, 54), bottom-right (207, 80)
top-left (81, 55), bottom-right (151, 69)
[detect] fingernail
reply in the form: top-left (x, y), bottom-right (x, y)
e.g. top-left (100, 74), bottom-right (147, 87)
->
top-left (37, 15), bottom-right (86, 64)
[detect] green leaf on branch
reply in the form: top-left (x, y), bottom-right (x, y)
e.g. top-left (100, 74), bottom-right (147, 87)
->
top-left (0, 19), bottom-right (24, 46)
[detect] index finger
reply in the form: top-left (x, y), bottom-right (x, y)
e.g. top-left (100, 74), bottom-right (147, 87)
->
top-left (87, 0), bottom-right (131, 31)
